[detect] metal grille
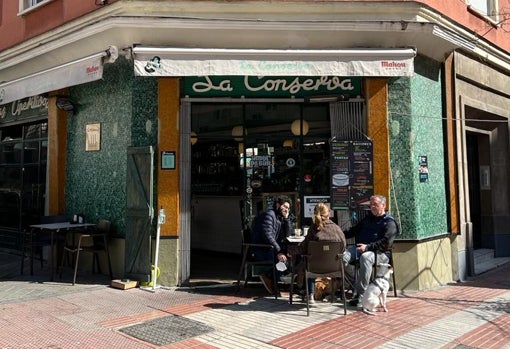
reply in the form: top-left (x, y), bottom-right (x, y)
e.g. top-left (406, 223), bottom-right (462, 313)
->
top-left (329, 101), bottom-right (366, 140)
top-left (120, 315), bottom-right (213, 346)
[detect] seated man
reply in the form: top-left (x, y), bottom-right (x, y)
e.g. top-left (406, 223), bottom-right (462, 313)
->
top-left (250, 196), bottom-right (292, 294)
top-left (343, 195), bottom-right (398, 306)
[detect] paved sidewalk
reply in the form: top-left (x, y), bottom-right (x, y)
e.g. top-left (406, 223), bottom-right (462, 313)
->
top-left (0, 253), bottom-right (509, 349)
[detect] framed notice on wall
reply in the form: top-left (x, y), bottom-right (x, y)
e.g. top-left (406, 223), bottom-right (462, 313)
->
top-left (330, 140), bottom-right (373, 210)
top-left (85, 123), bottom-right (101, 151)
top-left (161, 151), bottom-right (176, 170)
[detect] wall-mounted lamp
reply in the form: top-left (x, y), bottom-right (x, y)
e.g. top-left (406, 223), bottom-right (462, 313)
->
top-left (56, 97), bottom-right (76, 113)
top-left (231, 125), bottom-right (246, 141)
top-left (305, 94), bottom-right (350, 103)
top-left (190, 131), bottom-right (198, 145)
top-left (291, 119), bottom-right (309, 136)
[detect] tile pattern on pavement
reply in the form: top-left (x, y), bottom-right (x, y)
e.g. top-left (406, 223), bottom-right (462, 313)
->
top-left (0, 253), bottom-right (509, 349)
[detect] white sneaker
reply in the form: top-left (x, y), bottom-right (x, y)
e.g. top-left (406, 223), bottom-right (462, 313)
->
top-left (308, 294), bottom-right (315, 304)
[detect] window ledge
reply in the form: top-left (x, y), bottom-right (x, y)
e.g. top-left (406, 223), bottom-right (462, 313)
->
top-left (467, 5), bottom-right (500, 27)
top-left (18, 0), bottom-right (54, 17)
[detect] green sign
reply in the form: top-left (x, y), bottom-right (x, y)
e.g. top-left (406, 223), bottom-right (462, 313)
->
top-left (183, 76), bottom-right (361, 98)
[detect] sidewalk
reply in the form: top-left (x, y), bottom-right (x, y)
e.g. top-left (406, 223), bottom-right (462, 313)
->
top-left (0, 253), bottom-right (509, 349)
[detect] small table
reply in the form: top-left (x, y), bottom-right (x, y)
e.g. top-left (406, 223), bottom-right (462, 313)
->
top-left (287, 236), bottom-right (305, 243)
top-left (29, 222), bottom-right (96, 281)
top-left (285, 235), bottom-right (305, 303)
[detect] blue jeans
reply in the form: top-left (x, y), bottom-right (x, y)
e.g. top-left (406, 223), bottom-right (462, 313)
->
top-left (343, 246), bottom-right (389, 297)
top-left (307, 277), bottom-right (315, 294)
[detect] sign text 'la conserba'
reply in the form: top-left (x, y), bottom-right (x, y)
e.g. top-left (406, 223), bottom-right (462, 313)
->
top-left (184, 76), bottom-right (361, 98)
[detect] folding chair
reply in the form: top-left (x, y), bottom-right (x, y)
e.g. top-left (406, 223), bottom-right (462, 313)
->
top-left (236, 228), bottom-right (278, 299)
top-left (302, 241), bottom-right (347, 316)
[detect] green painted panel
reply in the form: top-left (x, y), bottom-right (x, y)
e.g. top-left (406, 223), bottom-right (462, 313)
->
top-left (388, 55), bottom-right (448, 240)
top-left (66, 59), bottom-right (158, 237)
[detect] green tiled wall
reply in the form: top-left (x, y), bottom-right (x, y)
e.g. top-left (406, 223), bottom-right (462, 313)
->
top-left (66, 59), bottom-right (158, 236)
top-left (388, 55), bottom-right (448, 240)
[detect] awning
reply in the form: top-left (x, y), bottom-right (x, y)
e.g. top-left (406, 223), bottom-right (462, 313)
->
top-left (133, 47), bottom-right (416, 77)
top-left (0, 46), bottom-right (118, 106)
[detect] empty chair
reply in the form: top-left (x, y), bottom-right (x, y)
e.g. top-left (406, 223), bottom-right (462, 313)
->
top-left (59, 219), bottom-right (113, 285)
top-left (302, 241), bottom-right (347, 316)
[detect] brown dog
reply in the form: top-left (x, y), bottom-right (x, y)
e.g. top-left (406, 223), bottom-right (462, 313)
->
top-left (314, 277), bottom-right (340, 301)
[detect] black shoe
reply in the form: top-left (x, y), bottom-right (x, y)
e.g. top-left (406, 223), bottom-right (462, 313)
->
top-left (348, 297), bottom-right (360, 306)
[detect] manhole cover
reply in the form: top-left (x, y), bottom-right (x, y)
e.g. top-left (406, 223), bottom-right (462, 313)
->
top-left (120, 315), bottom-right (213, 346)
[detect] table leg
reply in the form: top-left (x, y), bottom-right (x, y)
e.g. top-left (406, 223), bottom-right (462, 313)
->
top-left (50, 231), bottom-right (54, 281)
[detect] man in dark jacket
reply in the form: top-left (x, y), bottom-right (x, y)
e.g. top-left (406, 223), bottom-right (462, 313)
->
top-left (343, 194), bottom-right (398, 306)
top-left (251, 196), bottom-right (292, 294)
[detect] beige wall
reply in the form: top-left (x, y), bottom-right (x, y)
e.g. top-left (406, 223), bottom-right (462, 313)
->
top-left (393, 237), bottom-right (453, 291)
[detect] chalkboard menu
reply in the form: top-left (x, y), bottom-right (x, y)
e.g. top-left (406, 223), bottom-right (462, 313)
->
top-left (330, 140), bottom-right (373, 210)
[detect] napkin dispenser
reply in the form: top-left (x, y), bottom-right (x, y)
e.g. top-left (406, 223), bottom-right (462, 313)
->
top-left (72, 213), bottom-right (84, 224)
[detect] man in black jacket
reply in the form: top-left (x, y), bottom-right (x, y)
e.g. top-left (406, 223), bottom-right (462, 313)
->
top-left (343, 195), bottom-right (398, 306)
top-left (251, 196), bottom-right (292, 294)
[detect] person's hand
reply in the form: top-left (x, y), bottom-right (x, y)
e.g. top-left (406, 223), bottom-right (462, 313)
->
top-left (277, 253), bottom-right (287, 263)
top-left (279, 203), bottom-right (290, 219)
top-left (357, 243), bottom-right (367, 253)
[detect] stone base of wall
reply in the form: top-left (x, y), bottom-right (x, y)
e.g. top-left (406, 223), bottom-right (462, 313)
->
top-left (393, 236), bottom-right (453, 291)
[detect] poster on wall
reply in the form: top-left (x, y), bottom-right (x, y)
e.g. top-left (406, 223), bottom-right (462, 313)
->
top-left (419, 155), bottom-right (429, 183)
top-left (303, 196), bottom-right (332, 218)
top-left (330, 140), bottom-right (373, 210)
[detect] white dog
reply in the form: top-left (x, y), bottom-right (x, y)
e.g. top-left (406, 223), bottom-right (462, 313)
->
top-left (361, 264), bottom-right (393, 316)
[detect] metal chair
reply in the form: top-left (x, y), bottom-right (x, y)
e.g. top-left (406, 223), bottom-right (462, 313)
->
top-left (59, 219), bottom-right (113, 285)
top-left (350, 248), bottom-right (398, 298)
top-left (375, 248), bottom-right (397, 297)
top-left (236, 228), bottom-right (278, 299)
top-left (302, 241), bottom-right (347, 316)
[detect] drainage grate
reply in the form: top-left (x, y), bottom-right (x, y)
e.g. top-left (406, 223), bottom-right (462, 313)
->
top-left (119, 315), bottom-right (213, 346)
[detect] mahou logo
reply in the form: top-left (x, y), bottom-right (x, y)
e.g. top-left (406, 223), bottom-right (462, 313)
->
top-left (381, 61), bottom-right (406, 69)
top-left (86, 65), bottom-right (100, 75)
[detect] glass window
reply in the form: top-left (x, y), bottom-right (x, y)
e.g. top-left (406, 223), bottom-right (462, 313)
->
top-left (19, 0), bottom-right (52, 13)
top-left (468, 0), bottom-right (499, 21)
top-left (0, 121), bottom-right (47, 235)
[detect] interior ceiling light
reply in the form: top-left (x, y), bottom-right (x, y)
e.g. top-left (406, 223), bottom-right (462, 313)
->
top-left (291, 119), bottom-right (309, 136)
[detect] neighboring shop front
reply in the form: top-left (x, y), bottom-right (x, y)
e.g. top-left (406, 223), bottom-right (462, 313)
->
top-left (0, 96), bottom-right (48, 250)
top-left (448, 51), bottom-right (510, 279)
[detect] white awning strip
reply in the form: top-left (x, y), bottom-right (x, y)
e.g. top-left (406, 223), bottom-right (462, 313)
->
top-left (133, 47), bottom-right (416, 77)
top-left (0, 46), bottom-right (118, 106)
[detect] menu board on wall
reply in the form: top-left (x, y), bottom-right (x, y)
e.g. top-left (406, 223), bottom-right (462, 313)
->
top-left (330, 140), bottom-right (374, 210)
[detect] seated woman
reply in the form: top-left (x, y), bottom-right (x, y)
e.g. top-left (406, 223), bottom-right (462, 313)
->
top-left (290, 203), bottom-right (346, 303)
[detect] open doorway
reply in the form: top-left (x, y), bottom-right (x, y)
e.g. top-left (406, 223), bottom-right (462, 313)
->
top-left (466, 132), bottom-right (482, 249)
top-left (188, 101), bottom-right (330, 284)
